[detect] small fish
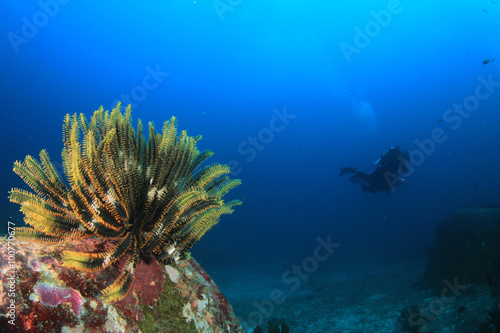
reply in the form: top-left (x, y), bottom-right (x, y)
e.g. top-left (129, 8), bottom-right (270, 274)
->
top-left (483, 59), bottom-right (495, 64)
top-left (483, 8), bottom-right (488, 13)
top-left (457, 305), bottom-right (467, 313)
top-left (492, 0), bottom-right (496, 4)
top-left (437, 118), bottom-right (443, 123)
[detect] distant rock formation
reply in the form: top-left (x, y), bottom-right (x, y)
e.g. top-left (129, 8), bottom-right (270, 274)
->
top-left (419, 207), bottom-right (500, 292)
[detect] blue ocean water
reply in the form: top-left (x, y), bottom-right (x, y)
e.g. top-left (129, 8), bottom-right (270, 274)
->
top-left (0, 0), bottom-right (499, 300)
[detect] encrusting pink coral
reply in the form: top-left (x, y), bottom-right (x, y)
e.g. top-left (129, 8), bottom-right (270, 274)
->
top-left (0, 238), bottom-right (245, 333)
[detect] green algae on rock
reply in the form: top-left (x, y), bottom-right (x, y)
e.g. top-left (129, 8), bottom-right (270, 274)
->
top-left (0, 238), bottom-right (245, 332)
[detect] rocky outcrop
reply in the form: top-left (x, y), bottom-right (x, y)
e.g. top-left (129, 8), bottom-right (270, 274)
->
top-left (420, 207), bottom-right (500, 291)
top-left (0, 238), bottom-right (245, 333)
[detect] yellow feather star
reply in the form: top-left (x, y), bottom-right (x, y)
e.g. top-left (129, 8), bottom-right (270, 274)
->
top-left (9, 102), bottom-right (241, 301)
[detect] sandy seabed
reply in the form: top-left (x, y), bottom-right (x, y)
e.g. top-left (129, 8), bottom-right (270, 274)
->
top-left (214, 261), bottom-right (495, 333)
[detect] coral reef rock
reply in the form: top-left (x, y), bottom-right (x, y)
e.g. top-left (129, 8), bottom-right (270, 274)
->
top-left (420, 207), bottom-right (500, 290)
top-left (0, 238), bottom-right (245, 333)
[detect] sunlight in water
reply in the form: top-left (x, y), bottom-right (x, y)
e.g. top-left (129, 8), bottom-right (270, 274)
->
top-left (351, 97), bottom-right (378, 132)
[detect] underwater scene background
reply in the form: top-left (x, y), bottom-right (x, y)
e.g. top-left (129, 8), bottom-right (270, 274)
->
top-left (1, 0), bottom-right (500, 331)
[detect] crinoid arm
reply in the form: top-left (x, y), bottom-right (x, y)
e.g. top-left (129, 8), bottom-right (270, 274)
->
top-left (14, 227), bottom-right (64, 243)
top-left (100, 238), bottom-right (141, 302)
top-left (10, 102), bottom-right (241, 301)
top-left (62, 234), bottom-right (134, 271)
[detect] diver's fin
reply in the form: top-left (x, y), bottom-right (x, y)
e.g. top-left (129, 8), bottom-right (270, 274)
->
top-left (340, 167), bottom-right (358, 176)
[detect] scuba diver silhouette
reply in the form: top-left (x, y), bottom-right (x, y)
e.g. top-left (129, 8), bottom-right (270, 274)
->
top-left (340, 146), bottom-right (411, 195)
